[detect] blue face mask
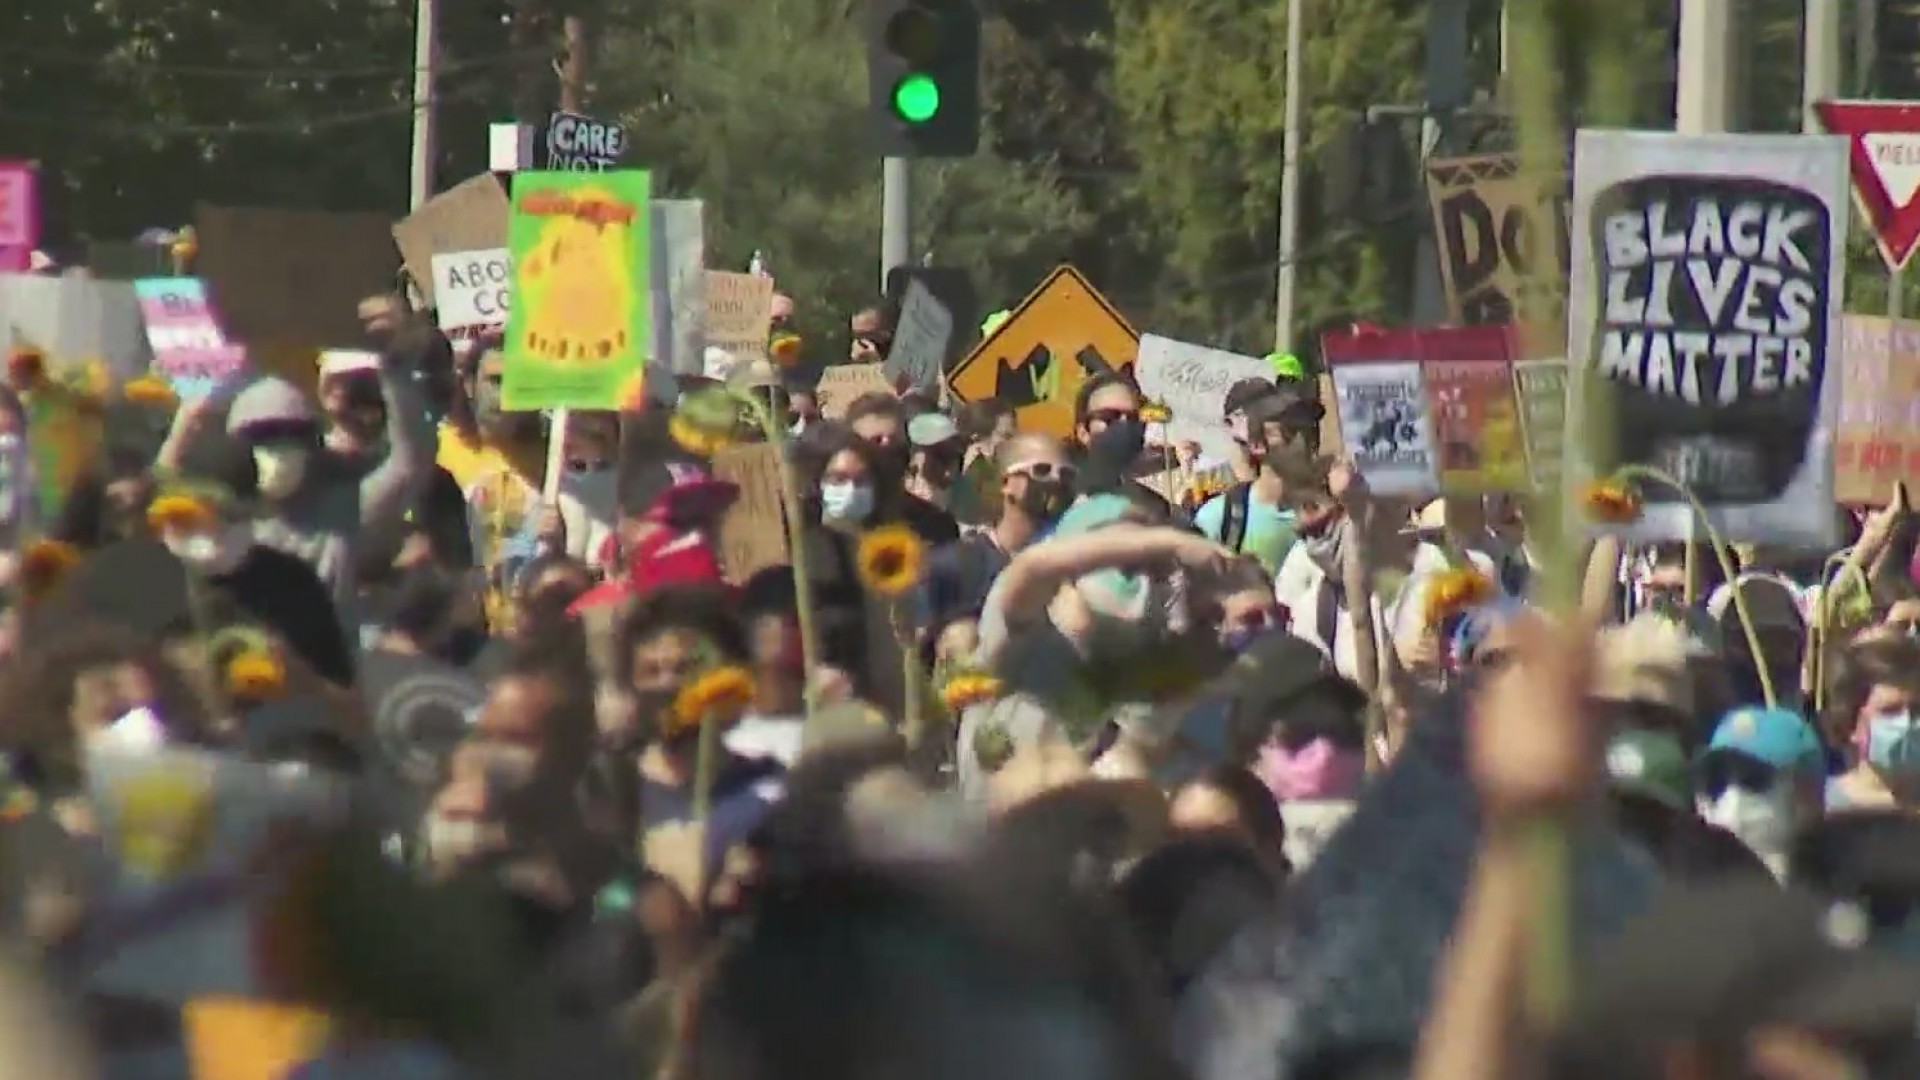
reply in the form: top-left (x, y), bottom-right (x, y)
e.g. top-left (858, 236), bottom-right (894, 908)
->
top-left (1866, 711), bottom-right (1920, 772)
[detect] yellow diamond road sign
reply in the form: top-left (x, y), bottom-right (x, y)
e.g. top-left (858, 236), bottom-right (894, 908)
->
top-left (947, 265), bottom-right (1139, 438)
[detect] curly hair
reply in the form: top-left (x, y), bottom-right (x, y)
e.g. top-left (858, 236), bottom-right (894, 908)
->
top-left (612, 582), bottom-right (748, 692)
top-left (0, 621), bottom-right (211, 791)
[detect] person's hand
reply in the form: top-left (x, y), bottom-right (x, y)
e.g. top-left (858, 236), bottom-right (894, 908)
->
top-left (811, 666), bottom-right (856, 706)
top-left (1175, 440), bottom-right (1201, 469)
top-left (357, 294), bottom-right (405, 339)
top-left (1163, 529), bottom-right (1235, 574)
top-left (1858, 482), bottom-right (1911, 556)
top-left (1469, 612), bottom-right (1601, 824)
top-left (1328, 457), bottom-right (1369, 508)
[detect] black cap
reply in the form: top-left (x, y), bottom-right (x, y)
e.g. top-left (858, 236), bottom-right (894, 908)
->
top-left (1222, 377), bottom-right (1279, 420)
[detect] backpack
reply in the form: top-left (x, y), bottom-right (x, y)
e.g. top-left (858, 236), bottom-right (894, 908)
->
top-left (1219, 482), bottom-right (1255, 555)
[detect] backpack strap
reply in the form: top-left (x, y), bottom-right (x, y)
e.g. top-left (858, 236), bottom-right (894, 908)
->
top-left (1220, 482), bottom-right (1254, 554)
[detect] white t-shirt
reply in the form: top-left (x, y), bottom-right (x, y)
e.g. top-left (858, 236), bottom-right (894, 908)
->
top-left (1272, 544), bottom-right (1389, 684)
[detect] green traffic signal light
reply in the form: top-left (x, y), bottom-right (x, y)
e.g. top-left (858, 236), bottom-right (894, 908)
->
top-left (892, 73), bottom-right (942, 123)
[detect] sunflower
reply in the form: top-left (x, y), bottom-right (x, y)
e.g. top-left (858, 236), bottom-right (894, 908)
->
top-left (940, 671), bottom-right (1005, 713)
top-left (857, 524), bottom-right (926, 597)
top-left (1582, 479), bottom-right (1643, 525)
top-left (6, 345), bottom-right (45, 388)
top-left (667, 665), bottom-right (757, 737)
top-left (1422, 567), bottom-right (1498, 628)
top-left (122, 374), bottom-right (180, 409)
top-left (16, 539), bottom-right (82, 607)
top-left (1139, 400), bottom-right (1173, 424)
top-left (670, 387), bottom-right (740, 457)
top-left (170, 226), bottom-right (198, 265)
top-left (769, 331), bottom-right (804, 368)
top-left (224, 648), bottom-right (287, 701)
top-left (147, 493), bottom-right (217, 534)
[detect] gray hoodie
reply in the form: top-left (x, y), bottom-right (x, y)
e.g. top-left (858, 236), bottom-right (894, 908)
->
top-left (226, 364), bottom-right (432, 639)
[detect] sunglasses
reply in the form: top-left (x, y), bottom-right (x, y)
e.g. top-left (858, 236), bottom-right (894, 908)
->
top-left (1086, 408), bottom-right (1139, 427)
top-left (1006, 461), bottom-right (1077, 484)
top-left (1697, 753), bottom-right (1782, 798)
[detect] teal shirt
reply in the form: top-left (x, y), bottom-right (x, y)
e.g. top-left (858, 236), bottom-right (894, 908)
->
top-left (1195, 487), bottom-right (1299, 575)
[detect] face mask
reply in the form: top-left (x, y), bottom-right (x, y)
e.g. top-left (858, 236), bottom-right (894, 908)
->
top-left (86, 705), bottom-right (168, 757)
top-left (820, 481), bottom-right (874, 524)
top-left (1697, 783), bottom-right (1797, 858)
top-left (1299, 523), bottom-right (1345, 575)
top-left (1015, 479), bottom-right (1070, 520)
top-left (1255, 737), bottom-right (1364, 802)
top-left (165, 522), bottom-right (251, 574)
top-left (1087, 417), bottom-right (1146, 466)
top-left (252, 445), bottom-right (311, 500)
top-left (1867, 711), bottom-right (1920, 772)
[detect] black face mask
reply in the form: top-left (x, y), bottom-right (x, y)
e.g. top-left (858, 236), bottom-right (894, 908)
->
top-left (1089, 417), bottom-right (1146, 464)
top-left (1015, 479), bottom-right (1071, 520)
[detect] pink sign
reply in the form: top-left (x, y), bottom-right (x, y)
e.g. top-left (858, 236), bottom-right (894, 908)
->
top-left (0, 161), bottom-right (38, 272)
top-left (134, 278), bottom-right (246, 400)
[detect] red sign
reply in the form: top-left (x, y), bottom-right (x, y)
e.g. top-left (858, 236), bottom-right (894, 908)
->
top-left (1816, 100), bottom-right (1920, 271)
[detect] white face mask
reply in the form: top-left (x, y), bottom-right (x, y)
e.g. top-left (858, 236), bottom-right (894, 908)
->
top-left (252, 445), bottom-right (311, 500)
top-left (164, 522), bottom-right (252, 574)
top-left (87, 706), bottom-right (168, 757)
top-left (819, 481), bottom-right (874, 524)
top-left (1697, 782), bottom-right (1798, 859)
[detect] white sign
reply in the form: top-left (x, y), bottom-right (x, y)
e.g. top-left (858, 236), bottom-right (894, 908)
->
top-left (651, 200), bottom-right (707, 381)
top-left (546, 111), bottom-right (625, 172)
top-left (1134, 334), bottom-right (1276, 459)
top-left (885, 278), bottom-right (953, 392)
top-left (430, 248), bottom-right (510, 330)
top-left (1865, 132), bottom-right (1920, 210)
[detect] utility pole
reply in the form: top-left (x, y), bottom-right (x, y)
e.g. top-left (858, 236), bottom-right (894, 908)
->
top-left (1273, 0), bottom-right (1305, 353)
top-left (1803, 0), bottom-right (1844, 134)
top-left (1675, 0), bottom-right (1741, 133)
top-left (407, 0), bottom-right (440, 210)
top-left (560, 13), bottom-right (591, 114)
top-left (880, 160), bottom-right (909, 294)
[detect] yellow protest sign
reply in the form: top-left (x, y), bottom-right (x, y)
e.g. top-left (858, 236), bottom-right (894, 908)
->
top-left (946, 266), bottom-right (1138, 438)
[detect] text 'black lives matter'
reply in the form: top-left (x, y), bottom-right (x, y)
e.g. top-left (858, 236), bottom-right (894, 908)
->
top-left (1588, 176), bottom-right (1831, 504)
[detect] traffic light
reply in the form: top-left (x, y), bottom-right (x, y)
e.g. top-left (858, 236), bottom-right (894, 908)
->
top-left (866, 0), bottom-right (981, 158)
top-left (1875, 0), bottom-right (1920, 98)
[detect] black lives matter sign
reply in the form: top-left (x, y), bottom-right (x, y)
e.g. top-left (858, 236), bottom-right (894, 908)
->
top-left (1587, 176), bottom-right (1832, 504)
top-left (545, 111), bottom-right (625, 172)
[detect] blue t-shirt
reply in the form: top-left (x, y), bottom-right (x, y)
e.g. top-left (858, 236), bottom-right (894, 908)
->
top-left (1195, 487), bottom-right (1299, 575)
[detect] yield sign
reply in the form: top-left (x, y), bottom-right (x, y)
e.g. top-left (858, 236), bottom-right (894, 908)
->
top-left (1816, 99), bottom-right (1920, 271)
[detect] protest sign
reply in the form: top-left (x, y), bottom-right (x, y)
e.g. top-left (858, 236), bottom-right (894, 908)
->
top-left (1425, 153), bottom-right (1569, 327)
top-left (0, 160), bottom-right (39, 272)
top-left (1419, 325), bottom-right (1528, 493)
top-left (1512, 358), bottom-right (1569, 492)
top-left (133, 278), bottom-right (246, 400)
top-left (652, 200), bottom-right (707, 378)
top-left (1134, 335), bottom-right (1273, 460)
top-left (1833, 314), bottom-right (1920, 503)
top-left (704, 271), bottom-right (775, 364)
top-left (816, 363), bottom-right (890, 418)
top-left (712, 443), bottom-right (790, 581)
top-left (1568, 130), bottom-right (1848, 546)
top-left (546, 111), bottom-right (626, 171)
top-left (884, 276), bottom-right (953, 392)
top-left (194, 205), bottom-right (398, 348)
top-left (501, 170), bottom-right (650, 411)
top-left (1327, 359), bottom-right (1436, 498)
top-left (391, 173), bottom-right (511, 307)
top-left (430, 248), bottom-right (511, 331)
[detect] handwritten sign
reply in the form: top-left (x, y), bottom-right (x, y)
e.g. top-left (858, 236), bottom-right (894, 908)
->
top-left (711, 444), bottom-right (789, 582)
top-left (391, 174), bottom-right (510, 306)
top-left (704, 271), bottom-right (774, 364)
top-left (1425, 153), bottom-right (1569, 327)
top-left (1134, 335), bottom-right (1274, 460)
top-left (546, 111), bottom-right (626, 171)
top-left (133, 278), bottom-right (246, 400)
top-left (1834, 314), bottom-right (1920, 503)
top-left (1419, 326), bottom-right (1526, 493)
top-left (884, 277), bottom-right (953, 392)
top-left (816, 363), bottom-right (890, 419)
top-left (430, 248), bottom-right (510, 331)
top-left (1512, 359), bottom-right (1568, 492)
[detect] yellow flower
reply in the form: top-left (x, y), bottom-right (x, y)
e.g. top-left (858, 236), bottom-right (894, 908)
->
top-left (1139, 400), bottom-right (1172, 424)
top-left (16, 539), bottom-right (82, 607)
top-left (224, 648), bottom-right (287, 701)
top-left (0, 786), bottom-right (38, 824)
top-left (770, 331), bottom-right (804, 368)
top-left (122, 374), bottom-right (180, 409)
top-left (940, 672), bottom-right (1005, 713)
top-left (668, 413), bottom-right (732, 458)
top-left (1422, 567), bottom-right (1497, 628)
top-left (147, 493), bottom-right (217, 534)
top-left (668, 665), bottom-right (757, 737)
top-left (857, 524), bottom-right (926, 597)
top-left (1582, 479), bottom-right (1643, 525)
top-left (170, 226), bottom-right (198, 265)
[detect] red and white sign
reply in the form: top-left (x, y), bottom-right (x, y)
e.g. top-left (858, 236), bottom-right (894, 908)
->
top-left (0, 161), bottom-right (38, 273)
top-left (1816, 100), bottom-right (1920, 271)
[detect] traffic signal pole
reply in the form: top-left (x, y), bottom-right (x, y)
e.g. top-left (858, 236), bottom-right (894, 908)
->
top-left (882, 157), bottom-right (910, 293)
top-left (1272, 0), bottom-right (1304, 354)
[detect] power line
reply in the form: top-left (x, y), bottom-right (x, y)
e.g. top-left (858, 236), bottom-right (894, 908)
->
top-left (0, 42), bottom-right (539, 80)
top-left (0, 83), bottom-right (497, 138)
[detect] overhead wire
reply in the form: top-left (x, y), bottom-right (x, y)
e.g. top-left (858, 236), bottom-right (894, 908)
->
top-left (0, 41), bottom-right (540, 80)
top-left (0, 81), bottom-right (500, 138)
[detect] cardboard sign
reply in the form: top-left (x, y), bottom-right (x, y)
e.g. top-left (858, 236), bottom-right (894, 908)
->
top-left (1134, 335), bottom-right (1274, 460)
top-left (885, 277), bottom-right (953, 392)
top-left (133, 278), bottom-right (246, 400)
top-left (1425, 154), bottom-right (1569, 327)
top-left (390, 173), bottom-right (511, 307)
top-left (0, 160), bottom-right (39, 272)
top-left (430, 248), bottom-right (511, 331)
top-left (546, 111), bottom-right (626, 171)
top-left (947, 266), bottom-right (1138, 438)
top-left (1834, 314), bottom-right (1920, 503)
top-left (711, 443), bottom-right (790, 582)
top-left (194, 206), bottom-right (398, 348)
top-left (1511, 358), bottom-right (1569, 492)
top-left (816, 363), bottom-right (890, 419)
top-left (704, 271), bottom-right (774, 364)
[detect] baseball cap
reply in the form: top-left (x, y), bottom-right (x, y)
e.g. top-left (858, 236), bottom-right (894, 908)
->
top-left (1704, 706), bottom-right (1824, 777)
top-left (1605, 729), bottom-right (1691, 810)
top-left (907, 412), bottom-right (962, 448)
top-left (1222, 377), bottom-right (1278, 420)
